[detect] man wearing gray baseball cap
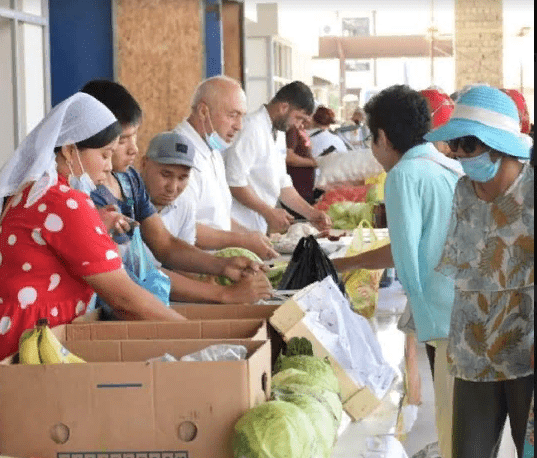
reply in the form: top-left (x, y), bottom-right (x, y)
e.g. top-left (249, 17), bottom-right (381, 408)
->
top-left (142, 131), bottom-right (199, 246)
top-left (141, 131), bottom-right (272, 304)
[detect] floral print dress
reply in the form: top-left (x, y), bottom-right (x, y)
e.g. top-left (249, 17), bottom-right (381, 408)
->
top-left (436, 164), bottom-right (534, 382)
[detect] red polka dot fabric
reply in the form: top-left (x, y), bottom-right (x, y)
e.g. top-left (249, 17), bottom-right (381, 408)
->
top-left (0, 175), bottom-right (122, 360)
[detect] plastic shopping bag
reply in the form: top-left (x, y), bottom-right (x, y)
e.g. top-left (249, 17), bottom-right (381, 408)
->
top-left (342, 220), bottom-right (389, 318)
top-left (277, 235), bottom-right (345, 293)
top-left (123, 226), bottom-right (171, 305)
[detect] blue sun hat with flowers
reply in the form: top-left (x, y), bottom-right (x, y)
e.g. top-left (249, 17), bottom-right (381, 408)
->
top-left (425, 85), bottom-right (531, 159)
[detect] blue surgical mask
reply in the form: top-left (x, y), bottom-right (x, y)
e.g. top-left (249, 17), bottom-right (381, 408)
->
top-left (205, 131), bottom-right (231, 152)
top-left (458, 151), bottom-right (501, 182)
top-left (202, 108), bottom-right (231, 151)
top-left (68, 146), bottom-right (97, 195)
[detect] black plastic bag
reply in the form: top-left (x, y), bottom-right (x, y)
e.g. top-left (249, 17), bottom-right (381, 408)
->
top-left (277, 235), bottom-right (345, 293)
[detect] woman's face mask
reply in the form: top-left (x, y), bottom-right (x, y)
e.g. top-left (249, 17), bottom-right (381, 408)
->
top-left (458, 150), bottom-right (501, 182)
top-left (68, 146), bottom-right (97, 195)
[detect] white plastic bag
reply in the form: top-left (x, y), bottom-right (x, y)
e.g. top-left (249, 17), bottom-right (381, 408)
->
top-left (315, 148), bottom-right (384, 189)
top-left (180, 344), bottom-right (248, 362)
top-left (292, 277), bottom-right (396, 399)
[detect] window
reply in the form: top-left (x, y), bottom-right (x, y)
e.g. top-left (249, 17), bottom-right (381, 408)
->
top-left (0, 0), bottom-right (50, 167)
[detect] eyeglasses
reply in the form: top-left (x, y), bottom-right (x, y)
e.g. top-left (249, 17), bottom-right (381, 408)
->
top-left (362, 133), bottom-right (373, 147)
top-left (447, 136), bottom-right (481, 154)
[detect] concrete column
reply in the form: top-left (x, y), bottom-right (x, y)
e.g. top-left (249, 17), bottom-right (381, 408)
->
top-left (454, 0), bottom-right (503, 90)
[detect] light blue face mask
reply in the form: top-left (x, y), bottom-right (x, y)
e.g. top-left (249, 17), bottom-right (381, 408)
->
top-left (205, 131), bottom-right (231, 152)
top-left (68, 146), bottom-right (97, 195)
top-left (203, 108), bottom-right (231, 152)
top-left (458, 151), bottom-right (501, 182)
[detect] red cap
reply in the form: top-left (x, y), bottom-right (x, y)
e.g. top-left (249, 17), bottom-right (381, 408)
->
top-left (420, 88), bottom-right (455, 129)
top-left (500, 88), bottom-right (531, 134)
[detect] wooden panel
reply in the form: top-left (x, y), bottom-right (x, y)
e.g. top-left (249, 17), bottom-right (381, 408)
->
top-left (116, 0), bottom-right (203, 167)
top-left (222, 1), bottom-right (244, 84)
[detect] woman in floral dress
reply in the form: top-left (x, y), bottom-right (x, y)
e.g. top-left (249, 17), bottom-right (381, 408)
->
top-left (425, 85), bottom-right (534, 458)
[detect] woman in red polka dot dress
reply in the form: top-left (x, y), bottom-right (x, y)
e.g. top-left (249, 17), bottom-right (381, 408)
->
top-left (0, 93), bottom-right (186, 361)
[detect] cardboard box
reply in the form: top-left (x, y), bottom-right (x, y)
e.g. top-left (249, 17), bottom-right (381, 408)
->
top-left (269, 299), bottom-right (382, 421)
top-left (64, 318), bottom-right (268, 341)
top-left (0, 338), bottom-right (271, 457)
top-left (170, 302), bottom-right (280, 320)
top-left (171, 303), bottom-right (285, 368)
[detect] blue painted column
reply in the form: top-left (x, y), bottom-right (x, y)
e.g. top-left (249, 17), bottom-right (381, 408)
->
top-left (204, 0), bottom-right (223, 77)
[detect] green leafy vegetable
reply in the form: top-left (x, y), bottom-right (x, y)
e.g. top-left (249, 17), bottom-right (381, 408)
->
top-left (213, 247), bottom-right (263, 285)
top-left (232, 400), bottom-right (321, 458)
top-left (271, 387), bottom-right (337, 457)
top-left (272, 360), bottom-right (340, 395)
top-left (267, 261), bottom-right (287, 288)
top-left (327, 202), bottom-right (374, 229)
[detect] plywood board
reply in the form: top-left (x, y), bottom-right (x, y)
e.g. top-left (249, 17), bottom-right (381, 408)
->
top-left (116, 0), bottom-right (203, 166)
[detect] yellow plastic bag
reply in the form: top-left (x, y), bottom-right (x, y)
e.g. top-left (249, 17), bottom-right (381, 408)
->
top-left (365, 171), bottom-right (386, 201)
top-left (342, 220), bottom-right (389, 318)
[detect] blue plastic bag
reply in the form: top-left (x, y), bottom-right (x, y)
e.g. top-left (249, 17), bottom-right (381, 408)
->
top-left (123, 226), bottom-right (171, 306)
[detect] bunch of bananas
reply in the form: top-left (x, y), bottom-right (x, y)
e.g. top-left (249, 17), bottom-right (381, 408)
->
top-left (18, 319), bottom-right (86, 365)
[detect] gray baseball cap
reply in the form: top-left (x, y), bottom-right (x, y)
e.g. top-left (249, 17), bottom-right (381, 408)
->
top-left (146, 131), bottom-right (200, 170)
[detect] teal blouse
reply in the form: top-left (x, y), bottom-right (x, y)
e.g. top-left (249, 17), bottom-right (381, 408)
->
top-left (385, 142), bottom-right (462, 342)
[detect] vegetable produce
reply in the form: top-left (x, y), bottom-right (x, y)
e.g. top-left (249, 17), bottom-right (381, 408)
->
top-left (232, 400), bottom-right (321, 458)
top-left (285, 337), bottom-right (314, 357)
top-left (314, 185), bottom-right (369, 211)
top-left (278, 383), bottom-right (343, 427)
top-left (327, 201), bottom-right (374, 230)
top-left (213, 247), bottom-right (263, 285)
top-left (272, 364), bottom-right (340, 395)
top-left (272, 387), bottom-right (337, 457)
top-left (266, 261), bottom-right (287, 289)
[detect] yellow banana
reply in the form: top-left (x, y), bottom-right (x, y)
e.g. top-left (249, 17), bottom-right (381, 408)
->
top-left (38, 324), bottom-right (86, 364)
top-left (19, 327), bottom-right (42, 364)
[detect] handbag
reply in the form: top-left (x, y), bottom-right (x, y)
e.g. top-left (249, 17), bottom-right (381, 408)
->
top-left (277, 235), bottom-right (345, 293)
top-left (342, 220), bottom-right (390, 318)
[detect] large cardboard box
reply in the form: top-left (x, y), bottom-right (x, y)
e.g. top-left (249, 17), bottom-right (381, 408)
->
top-left (170, 302), bottom-right (280, 320)
top-left (0, 338), bottom-right (271, 457)
top-left (171, 303), bottom-right (285, 367)
top-left (64, 318), bottom-right (268, 341)
top-left (270, 299), bottom-right (382, 421)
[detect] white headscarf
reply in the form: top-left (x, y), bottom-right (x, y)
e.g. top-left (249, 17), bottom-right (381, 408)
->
top-left (0, 92), bottom-right (117, 207)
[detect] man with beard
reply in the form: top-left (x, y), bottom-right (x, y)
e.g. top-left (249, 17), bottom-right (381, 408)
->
top-left (224, 81), bottom-right (331, 234)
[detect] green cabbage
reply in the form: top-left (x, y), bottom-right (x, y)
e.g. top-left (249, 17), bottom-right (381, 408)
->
top-left (272, 387), bottom-right (340, 457)
top-left (273, 356), bottom-right (340, 394)
top-left (278, 383), bottom-right (343, 427)
top-left (327, 202), bottom-right (374, 229)
top-left (232, 400), bottom-right (321, 458)
top-left (267, 261), bottom-right (287, 289)
top-left (213, 247), bottom-right (263, 285)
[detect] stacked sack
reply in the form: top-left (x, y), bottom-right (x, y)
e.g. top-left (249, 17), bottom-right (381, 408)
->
top-left (232, 338), bottom-right (343, 458)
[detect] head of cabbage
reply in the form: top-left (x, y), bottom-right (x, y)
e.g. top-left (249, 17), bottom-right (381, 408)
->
top-left (271, 386), bottom-right (340, 457)
top-left (232, 400), bottom-right (322, 458)
top-left (213, 247), bottom-right (263, 285)
top-left (273, 355), bottom-right (340, 394)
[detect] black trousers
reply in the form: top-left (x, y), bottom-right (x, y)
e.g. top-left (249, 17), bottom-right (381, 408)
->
top-left (425, 343), bottom-right (436, 380)
top-left (452, 375), bottom-right (534, 458)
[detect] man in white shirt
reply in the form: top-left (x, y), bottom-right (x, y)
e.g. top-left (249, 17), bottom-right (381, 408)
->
top-left (225, 81), bottom-right (332, 234)
top-left (175, 75), bottom-right (278, 260)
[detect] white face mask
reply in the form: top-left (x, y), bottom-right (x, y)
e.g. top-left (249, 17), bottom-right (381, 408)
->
top-left (67, 146), bottom-right (96, 195)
